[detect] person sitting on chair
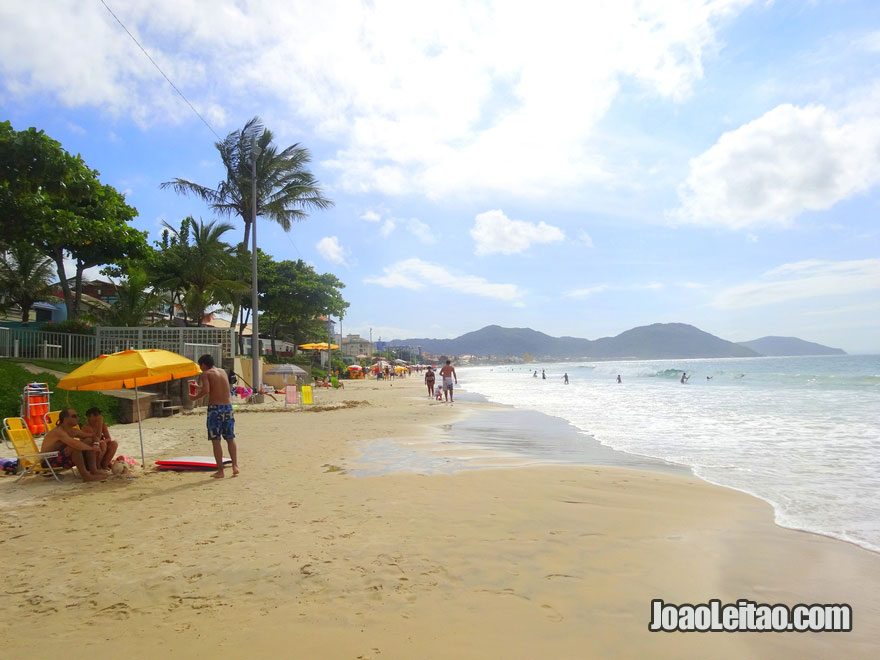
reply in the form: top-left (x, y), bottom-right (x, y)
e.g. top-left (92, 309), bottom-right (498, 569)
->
top-left (40, 409), bottom-right (106, 482)
top-left (82, 407), bottom-right (118, 470)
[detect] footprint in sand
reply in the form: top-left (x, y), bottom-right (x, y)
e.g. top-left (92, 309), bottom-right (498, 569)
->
top-left (99, 602), bottom-right (131, 619)
top-left (541, 604), bottom-right (564, 622)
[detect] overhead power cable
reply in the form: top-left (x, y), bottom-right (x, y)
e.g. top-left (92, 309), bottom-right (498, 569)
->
top-left (99, 0), bottom-right (222, 140)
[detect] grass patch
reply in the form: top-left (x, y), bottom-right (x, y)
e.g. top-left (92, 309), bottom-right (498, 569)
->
top-left (0, 361), bottom-right (121, 426)
top-left (10, 359), bottom-right (85, 374)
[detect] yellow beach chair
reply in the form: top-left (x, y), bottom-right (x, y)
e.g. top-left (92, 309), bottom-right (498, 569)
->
top-left (44, 410), bottom-right (61, 431)
top-left (2, 417), bottom-right (62, 482)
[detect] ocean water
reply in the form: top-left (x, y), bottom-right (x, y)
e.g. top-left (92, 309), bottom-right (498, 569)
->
top-left (460, 355), bottom-right (880, 553)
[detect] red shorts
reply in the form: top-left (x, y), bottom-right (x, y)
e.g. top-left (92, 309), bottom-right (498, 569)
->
top-left (45, 446), bottom-right (75, 469)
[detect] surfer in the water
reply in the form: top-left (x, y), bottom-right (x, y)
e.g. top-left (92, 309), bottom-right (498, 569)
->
top-left (680, 372), bottom-right (690, 384)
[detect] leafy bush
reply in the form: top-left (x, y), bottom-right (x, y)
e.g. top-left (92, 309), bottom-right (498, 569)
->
top-left (43, 319), bottom-right (95, 335)
top-left (0, 361), bottom-right (121, 425)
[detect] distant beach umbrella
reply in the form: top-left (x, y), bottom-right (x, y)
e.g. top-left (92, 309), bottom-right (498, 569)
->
top-left (265, 364), bottom-right (308, 376)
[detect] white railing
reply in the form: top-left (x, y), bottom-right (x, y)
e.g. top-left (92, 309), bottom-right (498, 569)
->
top-left (0, 325), bottom-right (236, 361)
top-left (0, 326), bottom-right (96, 361)
top-left (183, 342), bottom-right (222, 365)
top-left (95, 326), bottom-right (235, 358)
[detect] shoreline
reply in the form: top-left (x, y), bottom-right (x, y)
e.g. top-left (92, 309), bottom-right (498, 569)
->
top-left (454, 371), bottom-right (880, 557)
top-left (2, 377), bottom-right (879, 658)
top-left (348, 391), bottom-right (689, 478)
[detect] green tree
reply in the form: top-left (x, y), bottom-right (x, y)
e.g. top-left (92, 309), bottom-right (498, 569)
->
top-left (258, 258), bottom-right (349, 356)
top-left (96, 266), bottom-right (165, 327)
top-left (0, 121), bottom-right (147, 319)
top-left (0, 243), bottom-right (58, 324)
top-left (160, 217), bottom-right (242, 326)
top-left (160, 117), bottom-right (333, 330)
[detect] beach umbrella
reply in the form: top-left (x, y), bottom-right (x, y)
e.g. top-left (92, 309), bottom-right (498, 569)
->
top-left (315, 342), bottom-right (339, 350)
top-left (266, 363), bottom-right (308, 376)
top-left (299, 342), bottom-right (339, 351)
top-left (56, 349), bottom-right (201, 468)
top-left (347, 365), bottom-right (362, 371)
top-left (266, 363), bottom-right (308, 384)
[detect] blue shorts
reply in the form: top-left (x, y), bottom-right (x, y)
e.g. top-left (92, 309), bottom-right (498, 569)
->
top-left (207, 404), bottom-right (235, 441)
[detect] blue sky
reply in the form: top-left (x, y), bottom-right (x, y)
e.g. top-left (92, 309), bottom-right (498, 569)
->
top-left (2, 0), bottom-right (879, 352)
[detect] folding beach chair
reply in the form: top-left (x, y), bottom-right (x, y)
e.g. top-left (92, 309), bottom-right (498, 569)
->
top-left (2, 417), bottom-right (62, 482)
top-left (284, 386), bottom-right (300, 407)
top-left (44, 410), bottom-right (61, 431)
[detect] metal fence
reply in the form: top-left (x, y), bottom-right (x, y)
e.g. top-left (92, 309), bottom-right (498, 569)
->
top-left (183, 342), bottom-right (223, 365)
top-left (0, 325), bottom-right (235, 361)
top-left (95, 326), bottom-right (235, 358)
top-left (0, 326), bottom-right (96, 361)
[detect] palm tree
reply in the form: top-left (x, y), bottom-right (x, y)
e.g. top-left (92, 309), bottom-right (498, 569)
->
top-left (160, 116), bottom-right (333, 250)
top-left (0, 243), bottom-right (58, 325)
top-left (96, 267), bottom-right (166, 327)
top-left (160, 218), bottom-right (244, 326)
top-left (160, 117), bottom-right (333, 334)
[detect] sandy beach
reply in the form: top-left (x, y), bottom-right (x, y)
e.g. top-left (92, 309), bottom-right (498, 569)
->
top-left (2, 376), bottom-right (879, 659)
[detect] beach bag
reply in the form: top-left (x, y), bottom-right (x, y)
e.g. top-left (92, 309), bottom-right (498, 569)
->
top-left (1, 458), bottom-right (20, 475)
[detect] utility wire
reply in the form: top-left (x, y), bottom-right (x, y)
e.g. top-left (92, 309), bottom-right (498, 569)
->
top-left (99, 0), bottom-right (222, 141)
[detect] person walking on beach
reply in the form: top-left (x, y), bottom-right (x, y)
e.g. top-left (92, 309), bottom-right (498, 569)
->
top-left (542, 369), bottom-right (546, 380)
top-left (425, 366), bottom-right (436, 398)
top-left (439, 360), bottom-right (458, 403)
top-left (563, 373), bottom-right (569, 385)
top-left (190, 354), bottom-right (239, 478)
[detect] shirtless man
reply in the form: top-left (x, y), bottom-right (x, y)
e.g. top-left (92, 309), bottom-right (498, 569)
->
top-left (40, 409), bottom-right (106, 482)
top-left (439, 359), bottom-right (458, 403)
top-left (82, 407), bottom-right (118, 469)
top-left (189, 354), bottom-right (239, 478)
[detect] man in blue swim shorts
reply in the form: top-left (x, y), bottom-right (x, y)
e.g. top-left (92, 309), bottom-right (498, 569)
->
top-left (189, 354), bottom-right (239, 478)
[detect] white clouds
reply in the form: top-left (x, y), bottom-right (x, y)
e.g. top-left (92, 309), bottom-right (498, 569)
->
top-left (316, 236), bottom-right (348, 264)
top-left (365, 258), bottom-right (522, 302)
top-left (565, 282), bottom-right (664, 298)
top-left (714, 259), bottom-right (880, 309)
top-left (361, 211), bottom-right (434, 243)
top-left (577, 231), bottom-right (595, 248)
top-left (406, 218), bottom-right (436, 245)
top-left (566, 285), bottom-right (610, 298)
top-left (0, 0), bottom-right (750, 196)
top-left (379, 219), bottom-right (395, 237)
top-left (0, 1), bottom-right (205, 126)
top-left (470, 210), bottom-right (565, 256)
top-left (673, 102), bottom-right (880, 229)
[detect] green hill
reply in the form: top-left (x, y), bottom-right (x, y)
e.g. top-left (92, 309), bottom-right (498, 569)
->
top-left (390, 323), bottom-right (759, 360)
top-left (737, 336), bottom-right (846, 356)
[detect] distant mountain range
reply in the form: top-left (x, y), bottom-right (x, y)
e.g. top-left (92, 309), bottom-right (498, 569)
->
top-left (388, 323), bottom-right (846, 360)
top-left (735, 336), bottom-right (846, 356)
